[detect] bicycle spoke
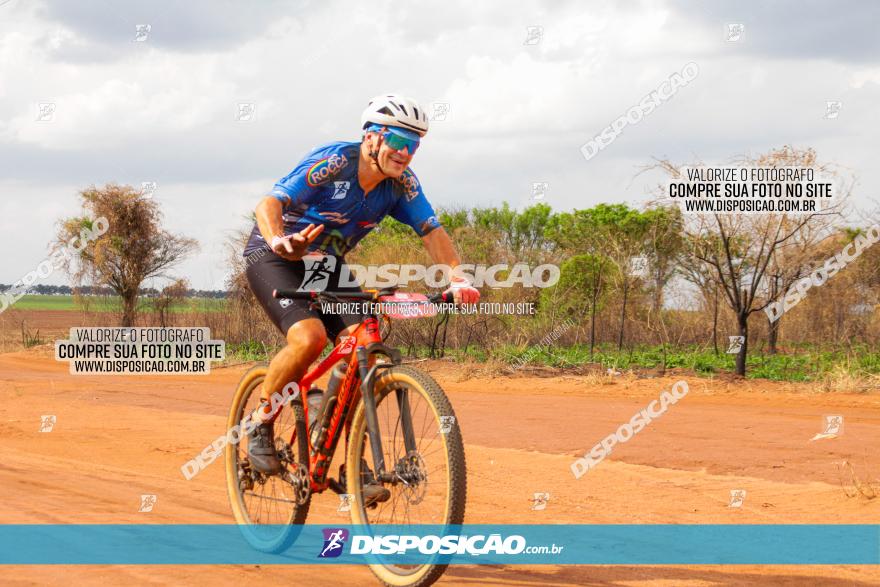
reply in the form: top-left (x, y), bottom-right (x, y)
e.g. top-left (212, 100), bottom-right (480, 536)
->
top-left (243, 491), bottom-right (296, 504)
top-left (362, 380), bottom-right (451, 527)
top-left (233, 377), bottom-right (306, 532)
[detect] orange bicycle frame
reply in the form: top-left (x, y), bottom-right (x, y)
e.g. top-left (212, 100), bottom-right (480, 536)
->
top-left (294, 316), bottom-right (383, 492)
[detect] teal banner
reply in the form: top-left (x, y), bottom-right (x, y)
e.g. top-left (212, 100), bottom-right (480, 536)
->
top-left (0, 524), bottom-right (876, 565)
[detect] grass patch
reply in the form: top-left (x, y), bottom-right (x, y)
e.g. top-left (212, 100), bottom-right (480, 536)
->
top-left (490, 342), bottom-right (880, 383)
top-left (223, 341), bottom-right (280, 363)
top-left (13, 294), bottom-right (225, 313)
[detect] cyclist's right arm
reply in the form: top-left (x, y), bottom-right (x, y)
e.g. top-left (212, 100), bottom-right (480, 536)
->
top-left (255, 144), bottom-right (346, 259)
top-left (255, 197), bottom-right (324, 261)
top-left (256, 196), bottom-right (295, 256)
top-left (255, 196), bottom-right (287, 246)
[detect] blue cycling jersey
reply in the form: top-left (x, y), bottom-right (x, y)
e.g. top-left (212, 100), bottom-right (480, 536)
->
top-left (244, 141), bottom-right (441, 257)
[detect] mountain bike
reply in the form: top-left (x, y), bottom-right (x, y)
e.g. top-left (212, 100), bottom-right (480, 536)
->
top-left (225, 288), bottom-right (466, 587)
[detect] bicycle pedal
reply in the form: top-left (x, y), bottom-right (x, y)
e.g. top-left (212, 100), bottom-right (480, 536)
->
top-left (327, 477), bottom-right (346, 495)
top-left (363, 484), bottom-right (391, 509)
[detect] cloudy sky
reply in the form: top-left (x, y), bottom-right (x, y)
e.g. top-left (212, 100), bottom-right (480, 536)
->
top-left (2, 0), bottom-right (878, 289)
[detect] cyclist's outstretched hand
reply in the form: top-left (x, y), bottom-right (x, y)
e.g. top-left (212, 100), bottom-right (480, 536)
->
top-left (271, 223), bottom-right (325, 261)
top-left (445, 276), bottom-right (480, 305)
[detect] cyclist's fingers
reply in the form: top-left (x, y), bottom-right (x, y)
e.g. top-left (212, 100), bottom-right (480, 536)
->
top-left (281, 237), bottom-right (295, 253)
top-left (304, 223), bottom-right (325, 243)
top-left (290, 224), bottom-right (313, 247)
top-left (297, 223), bottom-right (318, 239)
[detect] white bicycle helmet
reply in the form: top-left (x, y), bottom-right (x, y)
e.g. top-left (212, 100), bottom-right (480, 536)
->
top-left (361, 94), bottom-right (429, 137)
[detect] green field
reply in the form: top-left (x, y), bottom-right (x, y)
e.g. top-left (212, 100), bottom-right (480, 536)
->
top-left (13, 294), bottom-right (880, 386)
top-left (499, 343), bottom-right (880, 383)
top-left (397, 342), bottom-right (880, 385)
top-left (13, 294), bottom-right (225, 313)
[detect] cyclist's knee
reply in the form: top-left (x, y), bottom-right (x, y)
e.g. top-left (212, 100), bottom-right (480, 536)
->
top-left (286, 320), bottom-right (327, 359)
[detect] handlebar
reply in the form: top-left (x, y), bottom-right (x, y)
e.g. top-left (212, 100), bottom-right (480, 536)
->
top-left (272, 288), bottom-right (453, 304)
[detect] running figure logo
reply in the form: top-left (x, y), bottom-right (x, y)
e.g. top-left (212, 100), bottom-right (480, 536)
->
top-left (318, 528), bottom-right (349, 558)
top-left (332, 181), bottom-right (350, 199)
top-left (726, 23), bottom-right (744, 42)
top-left (39, 415), bottom-right (56, 432)
top-left (337, 494), bottom-right (353, 513)
top-left (139, 494), bottom-right (157, 512)
top-left (531, 181), bottom-right (548, 201)
top-left (810, 414), bottom-right (844, 441)
top-left (728, 489), bottom-right (746, 508)
top-left (726, 336), bottom-right (745, 354)
top-left (430, 102), bottom-right (450, 122)
top-left (299, 254), bottom-right (337, 292)
top-left (134, 24), bottom-right (151, 42)
top-left (823, 414), bottom-right (843, 435)
top-left (439, 416), bottom-right (456, 434)
top-left (531, 492), bottom-right (550, 511)
top-left (824, 101), bottom-right (842, 120)
top-left (523, 26), bottom-right (543, 45)
top-left (629, 256), bottom-right (649, 278)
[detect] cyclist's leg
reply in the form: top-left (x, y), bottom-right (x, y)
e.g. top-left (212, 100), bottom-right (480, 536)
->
top-left (320, 255), bottom-right (364, 347)
top-left (244, 251), bottom-right (333, 473)
top-left (260, 318), bottom-right (326, 405)
top-left (245, 250), bottom-right (330, 406)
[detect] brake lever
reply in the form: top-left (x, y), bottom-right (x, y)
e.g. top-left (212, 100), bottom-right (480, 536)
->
top-left (428, 291), bottom-right (454, 304)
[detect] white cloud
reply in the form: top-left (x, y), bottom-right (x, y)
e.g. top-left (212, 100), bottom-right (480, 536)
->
top-left (1, 0), bottom-right (878, 288)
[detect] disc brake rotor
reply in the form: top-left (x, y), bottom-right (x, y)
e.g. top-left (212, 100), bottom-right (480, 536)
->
top-left (396, 450), bottom-right (428, 505)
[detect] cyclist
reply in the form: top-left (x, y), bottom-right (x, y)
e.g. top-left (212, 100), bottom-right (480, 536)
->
top-left (242, 94), bottom-right (480, 501)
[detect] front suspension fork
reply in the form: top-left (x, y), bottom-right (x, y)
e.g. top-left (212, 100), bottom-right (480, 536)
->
top-left (355, 347), bottom-right (418, 483)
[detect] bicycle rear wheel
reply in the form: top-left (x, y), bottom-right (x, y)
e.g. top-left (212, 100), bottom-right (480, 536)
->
top-left (225, 364), bottom-right (311, 552)
top-left (345, 365), bottom-right (466, 587)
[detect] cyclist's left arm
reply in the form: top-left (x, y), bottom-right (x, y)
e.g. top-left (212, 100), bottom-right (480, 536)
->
top-left (390, 171), bottom-right (480, 304)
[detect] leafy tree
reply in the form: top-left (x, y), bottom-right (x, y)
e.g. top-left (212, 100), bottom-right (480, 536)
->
top-left (642, 205), bottom-right (684, 313)
top-left (55, 184), bottom-right (198, 327)
top-left (472, 202), bottom-right (554, 263)
top-left (542, 254), bottom-right (615, 359)
top-left (657, 146), bottom-right (846, 375)
top-left (152, 278), bottom-right (190, 327)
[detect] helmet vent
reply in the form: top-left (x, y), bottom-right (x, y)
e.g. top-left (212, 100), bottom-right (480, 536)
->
top-left (361, 94), bottom-right (429, 137)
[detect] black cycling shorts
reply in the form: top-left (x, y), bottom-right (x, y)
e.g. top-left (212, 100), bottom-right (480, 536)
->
top-left (245, 250), bottom-right (363, 340)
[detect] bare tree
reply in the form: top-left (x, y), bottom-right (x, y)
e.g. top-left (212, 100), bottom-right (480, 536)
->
top-left (655, 147), bottom-right (847, 375)
top-left (762, 219), bottom-right (833, 353)
top-left (55, 184), bottom-right (198, 327)
top-left (678, 252), bottom-right (723, 354)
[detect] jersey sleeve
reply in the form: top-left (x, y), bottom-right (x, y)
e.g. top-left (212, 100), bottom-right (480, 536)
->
top-left (389, 168), bottom-right (442, 236)
top-left (270, 143), bottom-right (356, 209)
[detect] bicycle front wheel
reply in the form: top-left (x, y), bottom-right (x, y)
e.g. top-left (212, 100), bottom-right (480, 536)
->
top-left (345, 365), bottom-right (466, 587)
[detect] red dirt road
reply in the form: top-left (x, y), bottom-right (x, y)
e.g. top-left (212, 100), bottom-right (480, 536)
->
top-left (1, 348), bottom-right (878, 586)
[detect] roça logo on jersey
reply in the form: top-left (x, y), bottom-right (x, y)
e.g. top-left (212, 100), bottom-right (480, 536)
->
top-left (399, 169), bottom-right (420, 201)
top-left (307, 153), bottom-right (349, 187)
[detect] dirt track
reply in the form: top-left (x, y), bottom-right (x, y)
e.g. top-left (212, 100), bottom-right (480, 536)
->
top-left (1, 347), bottom-right (879, 586)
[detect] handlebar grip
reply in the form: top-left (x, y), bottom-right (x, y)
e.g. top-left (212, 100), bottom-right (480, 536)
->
top-left (274, 289), bottom-right (453, 303)
top-left (272, 288), bottom-right (314, 300)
